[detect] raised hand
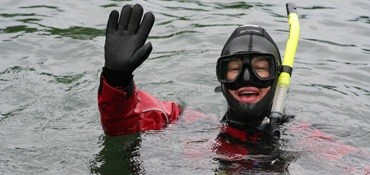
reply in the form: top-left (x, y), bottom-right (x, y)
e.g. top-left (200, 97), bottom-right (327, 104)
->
top-left (104, 4), bottom-right (155, 74)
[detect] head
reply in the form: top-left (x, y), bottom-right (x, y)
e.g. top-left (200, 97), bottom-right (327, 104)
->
top-left (216, 25), bottom-right (281, 129)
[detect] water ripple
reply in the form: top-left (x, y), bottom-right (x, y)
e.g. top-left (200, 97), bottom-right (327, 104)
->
top-left (150, 30), bottom-right (198, 39)
top-left (0, 13), bottom-right (44, 18)
top-left (19, 5), bottom-right (64, 12)
top-left (1, 0), bottom-right (370, 174)
top-left (43, 26), bottom-right (104, 40)
top-left (304, 38), bottom-right (357, 47)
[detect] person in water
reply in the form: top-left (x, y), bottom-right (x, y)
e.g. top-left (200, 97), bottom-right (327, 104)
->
top-left (98, 3), bottom-right (281, 136)
top-left (97, 4), bottom-right (370, 174)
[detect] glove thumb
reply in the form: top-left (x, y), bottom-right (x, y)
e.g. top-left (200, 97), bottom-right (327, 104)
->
top-left (131, 42), bottom-right (153, 71)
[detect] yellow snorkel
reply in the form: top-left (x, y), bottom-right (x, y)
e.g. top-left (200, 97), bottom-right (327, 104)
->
top-left (269, 3), bottom-right (300, 138)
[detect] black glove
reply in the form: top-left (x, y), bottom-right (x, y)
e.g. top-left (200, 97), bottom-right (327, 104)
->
top-left (103, 4), bottom-right (155, 87)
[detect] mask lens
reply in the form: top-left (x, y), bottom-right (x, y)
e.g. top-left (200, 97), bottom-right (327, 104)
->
top-left (251, 55), bottom-right (275, 79)
top-left (217, 57), bottom-right (242, 82)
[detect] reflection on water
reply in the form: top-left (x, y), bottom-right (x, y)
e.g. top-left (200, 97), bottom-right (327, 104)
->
top-left (0, 13), bottom-right (104, 40)
top-left (90, 120), bottom-right (299, 174)
top-left (1, 0), bottom-right (370, 174)
top-left (90, 134), bottom-right (144, 175)
top-left (44, 26), bottom-right (104, 40)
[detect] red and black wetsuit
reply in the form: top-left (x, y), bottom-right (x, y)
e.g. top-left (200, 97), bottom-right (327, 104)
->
top-left (98, 74), bottom-right (370, 174)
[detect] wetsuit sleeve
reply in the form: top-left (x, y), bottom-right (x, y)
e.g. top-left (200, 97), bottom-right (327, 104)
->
top-left (98, 72), bottom-right (182, 136)
top-left (98, 75), bottom-right (139, 136)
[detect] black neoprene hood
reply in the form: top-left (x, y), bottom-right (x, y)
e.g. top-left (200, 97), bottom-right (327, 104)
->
top-left (219, 25), bottom-right (282, 130)
top-left (221, 25), bottom-right (281, 62)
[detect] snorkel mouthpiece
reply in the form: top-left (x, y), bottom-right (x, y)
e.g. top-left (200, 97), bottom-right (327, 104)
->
top-left (269, 112), bottom-right (282, 137)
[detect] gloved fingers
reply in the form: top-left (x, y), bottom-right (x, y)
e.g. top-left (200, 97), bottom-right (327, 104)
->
top-left (131, 42), bottom-right (153, 70)
top-left (127, 4), bottom-right (144, 34)
top-left (137, 11), bottom-right (155, 39)
top-left (118, 4), bottom-right (132, 31)
top-left (106, 10), bottom-right (119, 32)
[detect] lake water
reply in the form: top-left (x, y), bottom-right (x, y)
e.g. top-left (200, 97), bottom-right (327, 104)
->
top-left (1, 0), bottom-right (370, 174)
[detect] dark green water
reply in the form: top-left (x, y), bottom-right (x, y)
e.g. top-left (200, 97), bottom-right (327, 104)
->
top-left (1, 0), bottom-right (369, 174)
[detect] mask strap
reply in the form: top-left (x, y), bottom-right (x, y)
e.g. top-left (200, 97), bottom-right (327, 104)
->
top-left (214, 85), bottom-right (222, 93)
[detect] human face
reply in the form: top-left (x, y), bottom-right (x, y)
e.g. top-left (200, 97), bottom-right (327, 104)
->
top-left (217, 54), bottom-right (276, 90)
top-left (226, 57), bottom-right (271, 104)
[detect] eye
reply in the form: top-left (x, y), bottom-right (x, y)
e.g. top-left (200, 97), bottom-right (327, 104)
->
top-left (252, 57), bottom-right (270, 78)
top-left (226, 60), bottom-right (242, 80)
top-left (255, 65), bottom-right (268, 71)
top-left (227, 60), bottom-right (242, 71)
top-left (229, 66), bottom-right (241, 71)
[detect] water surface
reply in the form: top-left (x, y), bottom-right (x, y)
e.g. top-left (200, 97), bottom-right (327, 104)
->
top-left (1, 0), bottom-right (370, 174)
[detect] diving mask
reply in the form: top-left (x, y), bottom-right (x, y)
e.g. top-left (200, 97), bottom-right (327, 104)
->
top-left (216, 53), bottom-right (277, 90)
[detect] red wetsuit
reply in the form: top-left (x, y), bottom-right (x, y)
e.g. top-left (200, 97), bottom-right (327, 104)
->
top-left (98, 75), bottom-right (370, 174)
top-left (98, 76), bottom-right (181, 136)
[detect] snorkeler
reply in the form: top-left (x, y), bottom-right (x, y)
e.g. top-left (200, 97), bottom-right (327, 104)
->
top-left (97, 4), bottom-right (370, 174)
top-left (215, 24), bottom-right (282, 133)
top-left (98, 3), bottom-right (281, 137)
